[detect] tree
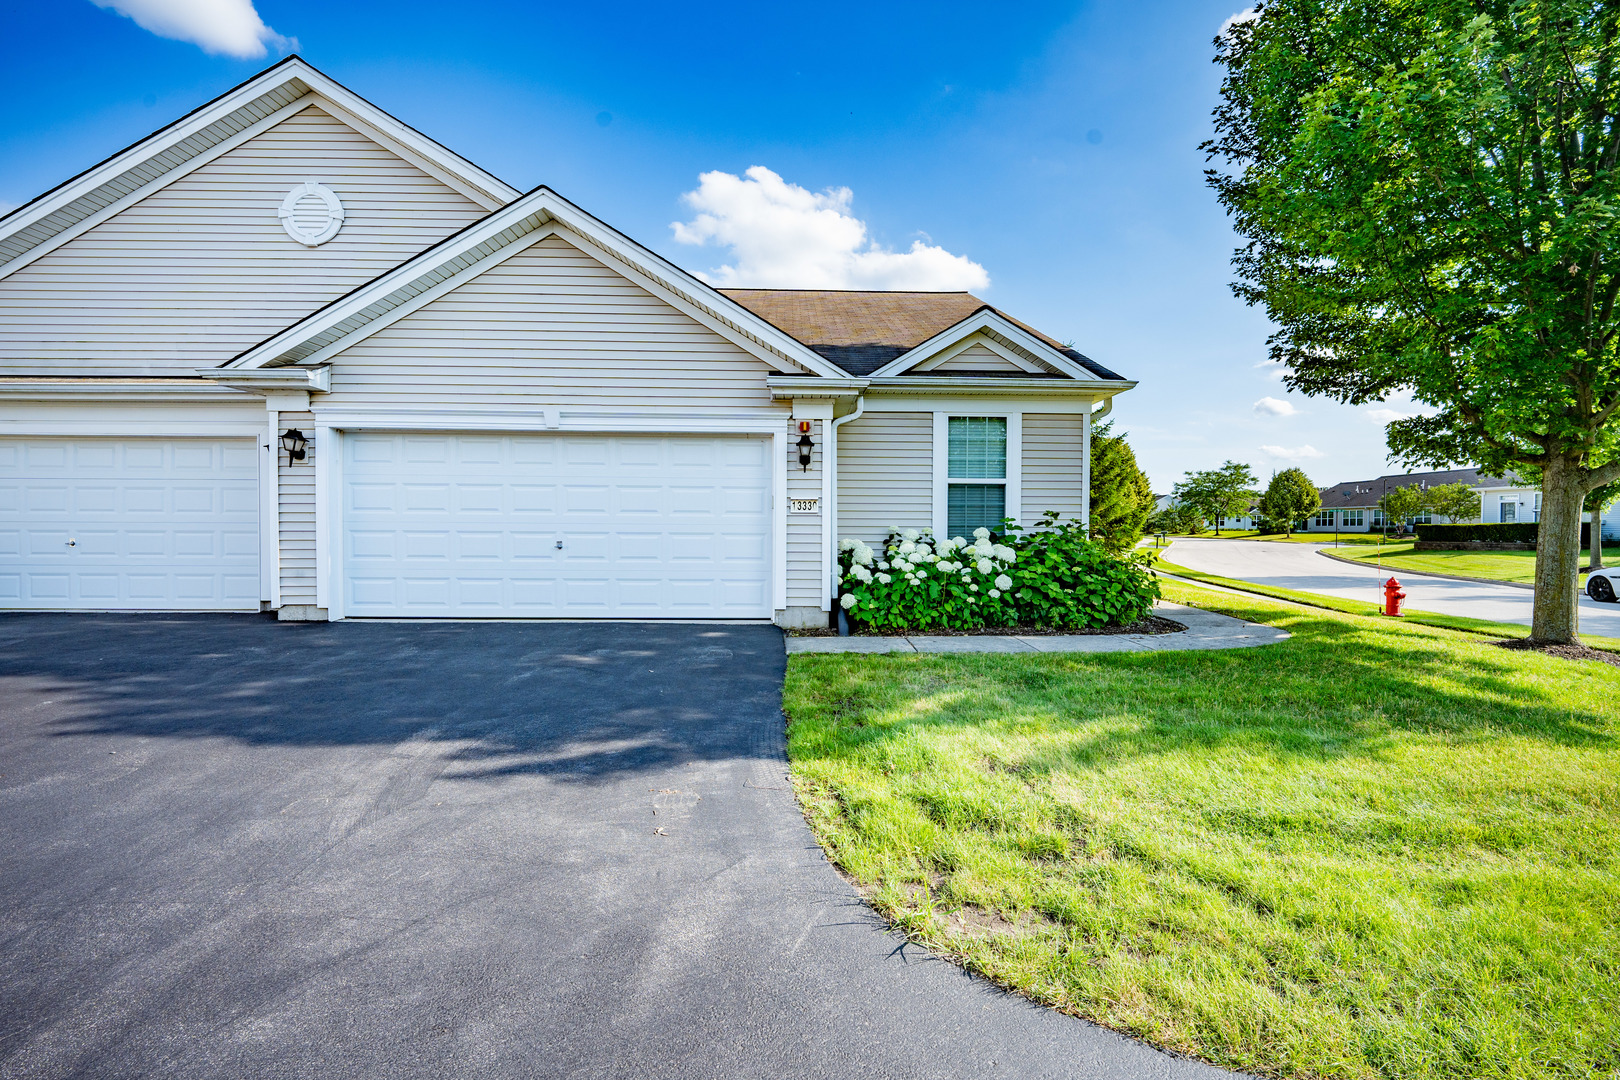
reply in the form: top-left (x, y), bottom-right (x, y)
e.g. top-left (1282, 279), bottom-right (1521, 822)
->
top-left (1586, 481), bottom-right (1620, 568)
top-left (1147, 502), bottom-right (1204, 536)
top-left (1087, 422), bottom-right (1156, 553)
top-left (1425, 483), bottom-right (1483, 525)
top-left (1256, 468), bottom-right (1320, 537)
top-left (1379, 484), bottom-right (1428, 530)
top-left (1172, 461), bottom-right (1258, 535)
top-left (1206, 2), bottom-right (1620, 643)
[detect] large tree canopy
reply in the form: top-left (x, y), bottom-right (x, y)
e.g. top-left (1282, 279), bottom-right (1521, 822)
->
top-left (1206, 0), bottom-right (1620, 641)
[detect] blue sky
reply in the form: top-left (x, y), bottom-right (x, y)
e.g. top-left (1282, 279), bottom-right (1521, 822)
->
top-left (0, 0), bottom-right (1421, 491)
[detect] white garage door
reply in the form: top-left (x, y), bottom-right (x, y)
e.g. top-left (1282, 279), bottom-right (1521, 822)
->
top-left (342, 433), bottom-right (772, 618)
top-left (0, 438), bottom-right (260, 611)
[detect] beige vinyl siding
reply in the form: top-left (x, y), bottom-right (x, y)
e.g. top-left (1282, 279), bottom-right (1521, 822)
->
top-left (837, 412), bottom-right (932, 544)
top-left (278, 412), bottom-right (316, 605)
top-left (0, 105), bottom-right (486, 375)
top-left (1022, 413), bottom-right (1087, 524)
top-left (325, 235), bottom-right (780, 411)
top-left (928, 343), bottom-right (1028, 373)
top-left (786, 419), bottom-right (824, 610)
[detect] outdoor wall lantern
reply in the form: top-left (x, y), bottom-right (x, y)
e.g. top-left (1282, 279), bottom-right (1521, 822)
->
top-left (796, 421), bottom-right (815, 471)
top-left (280, 428), bottom-right (308, 465)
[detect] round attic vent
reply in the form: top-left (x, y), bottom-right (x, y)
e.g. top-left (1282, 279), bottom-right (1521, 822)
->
top-left (278, 182), bottom-right (344, 246)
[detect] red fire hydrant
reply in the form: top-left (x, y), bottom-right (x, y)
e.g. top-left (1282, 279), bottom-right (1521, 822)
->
top-left (1383, 577), bottom-right (1406, 617)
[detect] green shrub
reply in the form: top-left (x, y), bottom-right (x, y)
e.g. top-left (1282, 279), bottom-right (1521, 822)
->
top-left (836, 514), bottom-right (1159, 631)
top-left (1414, 522), bottom-right (1539, 543)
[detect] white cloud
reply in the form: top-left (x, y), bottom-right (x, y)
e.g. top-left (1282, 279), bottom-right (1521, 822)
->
top-left (1220, 8), bottom-right (1260, 36)
top-left (671, 166), bottom-right (990, 290)
top-left (90, 0), bottom-right (294, 58)
top-left (1365, 407), bottom-right (1415, 424)
top-left (1259, 444), bottom-right (1324, 462)
top-left (1253, 396), bottom-right (1298, 417)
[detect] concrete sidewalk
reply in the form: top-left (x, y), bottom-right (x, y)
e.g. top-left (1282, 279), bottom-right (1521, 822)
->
top-left (786, 600), bottom-right (1289, 654)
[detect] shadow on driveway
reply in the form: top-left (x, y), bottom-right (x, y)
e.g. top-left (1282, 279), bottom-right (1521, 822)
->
top-left (0, 615), bottom-right (1239, 1080)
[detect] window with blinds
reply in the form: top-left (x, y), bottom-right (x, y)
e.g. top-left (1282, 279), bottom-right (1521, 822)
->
top-left (947, 417), bottom-right (1006, 536)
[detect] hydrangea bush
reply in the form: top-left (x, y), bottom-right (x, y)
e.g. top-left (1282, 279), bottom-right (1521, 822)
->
top-left (836, 515), bottom-right (1158, 632)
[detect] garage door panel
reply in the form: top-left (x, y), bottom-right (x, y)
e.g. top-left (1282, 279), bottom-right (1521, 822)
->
top-left (342, 433), bottom-right (771, 618)
top-left (0, 438), bottom-right (259, 611)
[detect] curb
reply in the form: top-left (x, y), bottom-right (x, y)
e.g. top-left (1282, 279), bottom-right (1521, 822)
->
top-left (1314, 547), bottom-right (1537, 590)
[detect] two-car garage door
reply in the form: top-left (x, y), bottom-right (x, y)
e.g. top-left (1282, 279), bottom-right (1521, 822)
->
top-left (342, 433), bottom-right (772, 618)
top-left (0, 432), bottom-right (773, 619)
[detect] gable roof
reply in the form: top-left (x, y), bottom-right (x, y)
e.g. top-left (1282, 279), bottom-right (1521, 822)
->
top-left (719, 289), bottom-right (1125, 381)
top-left (223, 185), bottom-right (851, 379)
top-left (0, 56), bottom-right (519, 278)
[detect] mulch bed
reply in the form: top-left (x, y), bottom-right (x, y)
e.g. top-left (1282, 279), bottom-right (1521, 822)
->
top-left (1493, 639), bottom-right (1620, 667)
top-left (789, 615), bottom-right (1188, 638)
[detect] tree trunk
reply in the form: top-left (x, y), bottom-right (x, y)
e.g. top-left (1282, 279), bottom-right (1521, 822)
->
top-left (1532, 455), bottom-right (1586, 644)
top-left (1590, 508), bottom-right (1606, 571)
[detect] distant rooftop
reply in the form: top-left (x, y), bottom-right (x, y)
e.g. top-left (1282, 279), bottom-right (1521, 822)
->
top-left (1318, 468), bottom-right (1522, 508)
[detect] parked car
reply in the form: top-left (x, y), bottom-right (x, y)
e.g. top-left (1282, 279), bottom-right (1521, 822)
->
top-left (1587, 565), bottom-right (1620, 602)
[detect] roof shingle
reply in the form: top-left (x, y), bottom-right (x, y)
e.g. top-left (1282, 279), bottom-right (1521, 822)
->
top-left (717, 289), bottom-right (1123, 380)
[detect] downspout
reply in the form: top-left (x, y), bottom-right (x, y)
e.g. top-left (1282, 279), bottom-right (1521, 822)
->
top-left (1083, 396), bottom-right (1111, 533)
top-left (827, 395), bottom-right (867, 605)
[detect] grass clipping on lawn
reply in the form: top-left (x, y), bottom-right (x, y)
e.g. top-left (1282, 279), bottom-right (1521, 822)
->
top-left (783, 580), bottom-right (1619, 1080)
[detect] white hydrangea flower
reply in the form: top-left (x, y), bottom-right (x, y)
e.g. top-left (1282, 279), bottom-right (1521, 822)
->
top-left (901, 528), bottom-right (921, 542)
top-left (916, 568), bottom-right (928, 578)
top-left (992, 544), bottom-right (1016, 562)
top-left (973, 527), bottom-right (992, 540)
top-left (937, 537), bottom-right (957, 554)
top-left (994, 574), bottom-right (1013, 591)
top-left (877, 560), bottom-right (889, 570)
top-left (877, 573), bottom-right (892, 585)
top-left (839, 538), bottom-right (857, 552)
top-left (915, 543), bottom-right (932, 557)
top-left (973, 539), bottom-right (994, 557)
top-left (898, 540), bottom-right (916, 555)
top-left (969, 584), bottom-right (979, 592)
top-left (851, 565), bottom-right (873, 583)
top-left (840, 593), bottom-right (856, 609)
top-left (852, 541), bottom-right (875, 566)
top-left (976, 558), bottom-right (993, 574)
top-left (952, 536), bottom-right (968, 547)
top-left (988, 588), bottom-right (1001, 598)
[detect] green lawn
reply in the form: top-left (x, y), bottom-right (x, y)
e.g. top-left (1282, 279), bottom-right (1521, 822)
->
top-left (784, 582), bottom-right (1620, 1080)
top-left (1338, 543), bottom-right (1620, 586)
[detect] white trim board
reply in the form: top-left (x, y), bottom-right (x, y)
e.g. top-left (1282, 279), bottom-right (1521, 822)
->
top-left (867, 309), bottom-right (1104, 382)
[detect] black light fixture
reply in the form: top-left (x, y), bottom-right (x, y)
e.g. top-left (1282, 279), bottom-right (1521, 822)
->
top-left (796, 421), bottom-right (815, 471)
top-left (280, 428), bottom-right (308, 465)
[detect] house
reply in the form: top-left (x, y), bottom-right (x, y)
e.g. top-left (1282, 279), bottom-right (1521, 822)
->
top-left (1307, 468), bottom-right (1487, 533)
top-left (0, 58), bottom-right (1132, 628)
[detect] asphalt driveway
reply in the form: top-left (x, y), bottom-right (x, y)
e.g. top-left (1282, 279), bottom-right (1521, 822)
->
top-left (0, 615), bottom-right (1236, 1080)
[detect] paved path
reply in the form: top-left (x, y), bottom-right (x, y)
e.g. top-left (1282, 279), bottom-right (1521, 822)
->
top-left (1165, 538), bottom-right (1620, 636)
top-left (0, 615), bottom-right (1238, 1080)
top-left (788, 601), bottom-right (1288, 654)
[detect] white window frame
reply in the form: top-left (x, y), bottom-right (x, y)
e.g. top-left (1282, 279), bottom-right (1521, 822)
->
top-left (1342, 508), bottom-right (1365, 528)
top-left (1315, 510), bottom-right (1335, 528)
top-left (932, 411), bottom-right (1021, 540)
top-left (1500, 499), bottom-right (1516, 524)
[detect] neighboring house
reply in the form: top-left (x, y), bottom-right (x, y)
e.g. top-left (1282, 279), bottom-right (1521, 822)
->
top-left (0, 58), bottom-right (1133, 629)
top-left (1308, 468), bottom-right (1484, 533)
